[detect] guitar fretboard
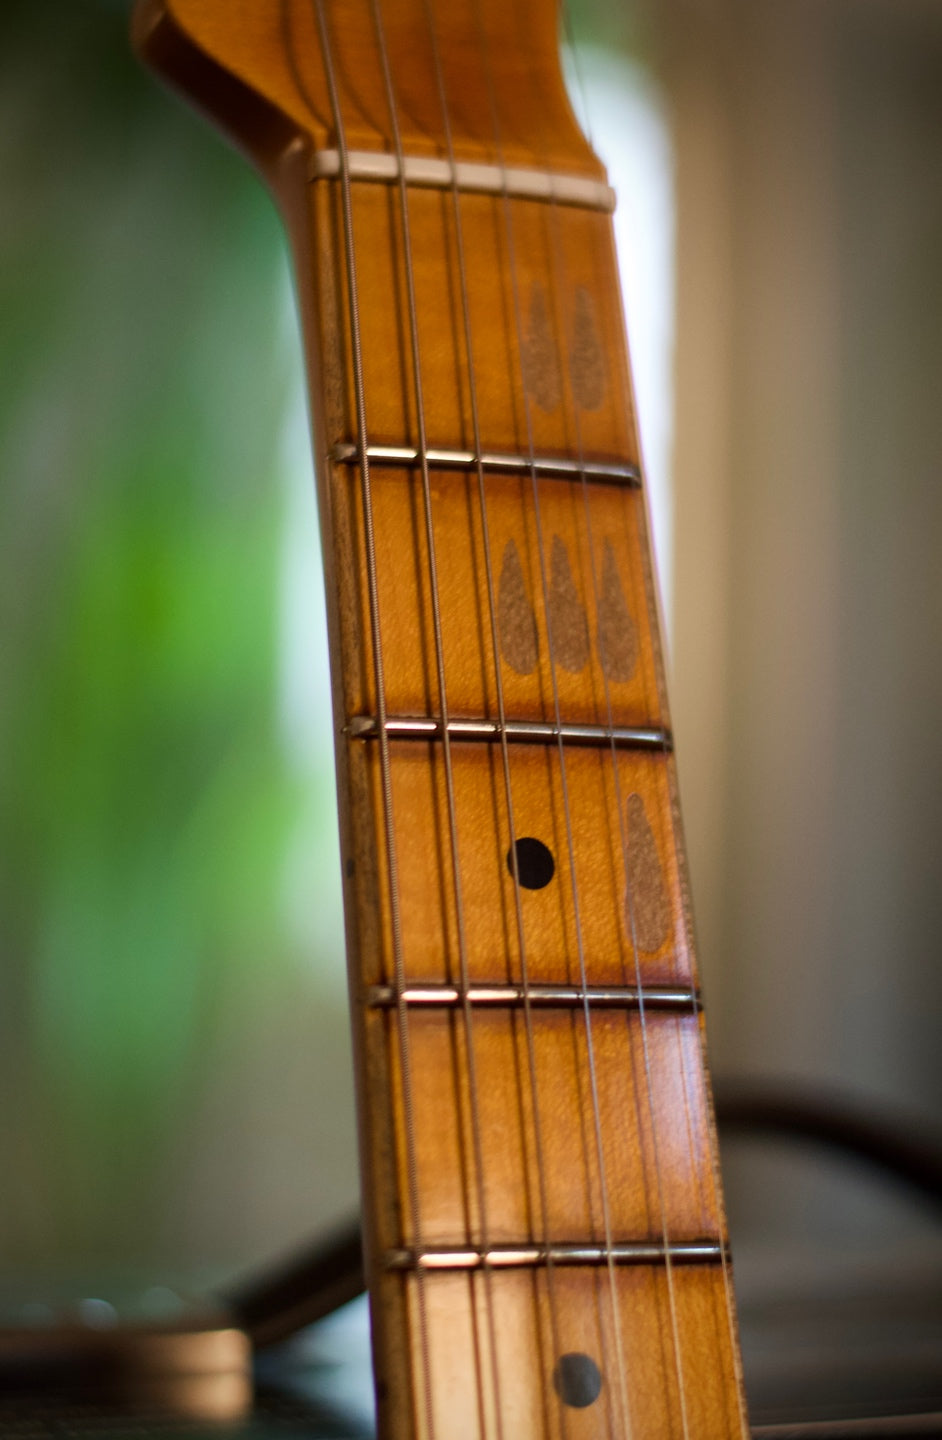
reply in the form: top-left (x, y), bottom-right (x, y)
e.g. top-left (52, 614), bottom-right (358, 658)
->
top-left (313, 175), bottom-right (747, 1438)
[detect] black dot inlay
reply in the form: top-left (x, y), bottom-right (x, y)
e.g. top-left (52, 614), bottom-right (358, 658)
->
top-left (553, 1352), bottom-right (603, 1409)
top-left (507, 836), bottom-right (555, 890)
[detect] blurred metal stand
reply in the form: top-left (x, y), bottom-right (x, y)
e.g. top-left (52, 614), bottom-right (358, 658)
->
top-left (1, 1085), bottom-right (939, 1435)
top-left (0, 1313), bottom-right (252, 1421)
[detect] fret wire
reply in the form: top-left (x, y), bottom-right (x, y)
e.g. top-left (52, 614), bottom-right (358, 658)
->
top-left (425, 1), bottom-right (572, 1431)
top-left (470, 11), bottom-right (632, 1438)
top-left (308, 6), bottom-right (437, 1437)
top-left (367, 984), bottom-right (699, 1011)
top-left (367, 3), bottom-right (502, 1435)
top-left (347, 715), bottom-right (671, 749)
top-left (386, 1240), bottom-right (726, 1272)
top-left (539, 104), bottom-right (696, 1440)
top-left (330, 440), bottom-right (641, 486)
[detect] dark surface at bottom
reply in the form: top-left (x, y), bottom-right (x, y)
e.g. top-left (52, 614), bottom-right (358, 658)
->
top-left (2, 1242), bottom-right (940, 1440)
top-left (0, 1392), bottom-right (939, 1440)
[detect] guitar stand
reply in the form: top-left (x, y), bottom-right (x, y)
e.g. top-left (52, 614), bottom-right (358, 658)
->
top-left (0, 1215), bottom-right (364, 1425)
top-left (3, 1088), bottom-right (941, 1434)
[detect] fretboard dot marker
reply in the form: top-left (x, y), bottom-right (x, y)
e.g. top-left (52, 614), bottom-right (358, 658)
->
top-left (553, 1352), bottom-right (603, 1409)
top-left (507, 836), bottom-right (555, 890)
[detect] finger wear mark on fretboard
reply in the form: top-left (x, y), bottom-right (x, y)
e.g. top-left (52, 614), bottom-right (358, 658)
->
top-left (570, 286), bottom-right (607, 411)
top-left (498, 537), bottom-right (539, 675)
top-left (597, 538), bottom-right (638, 683)
top-left (524, 281), bottom-right (563, 412)
top-left (549, 533), bottom-right (590, 673)
top-left (625, 792), bottom-right (672, 953)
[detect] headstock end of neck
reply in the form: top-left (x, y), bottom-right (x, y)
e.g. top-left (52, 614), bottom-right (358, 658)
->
top-left (132, 0), bottom-right (604, 189)
top-left (131, 0), bottom-right (311, 187)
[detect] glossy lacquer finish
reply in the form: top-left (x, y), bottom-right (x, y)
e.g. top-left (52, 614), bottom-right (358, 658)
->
top-left (133, 2), bottom-right (751, 1435)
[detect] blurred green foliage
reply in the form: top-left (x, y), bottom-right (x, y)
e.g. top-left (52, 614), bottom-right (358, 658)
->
top-left (0, 0), bottom-right (350, 1282)
top-left (0, 0), bottom-right (645, 1293)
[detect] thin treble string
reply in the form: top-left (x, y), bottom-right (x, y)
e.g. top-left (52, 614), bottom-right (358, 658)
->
top-left (616, 329), bottom-right (748, 1425)
top-left (363, 1), bottom-right (499, 1434)
top-left (467, 10), bottom-right (629, 1440)
top-left (536, 100), bottom-right (691, 1440)
top-left (415, 2), bottom-right (567, 1435)
top-left (625, 402), bottom-right (746, 1422)
top-left (543, 7), bottom-right (699, 1423)
top-left (581, 99), bottom-right (745, 1397)
top-left (308, 5), bottom-right (436, 1437)
top-left (556, 60), bottom-right (744, 1415)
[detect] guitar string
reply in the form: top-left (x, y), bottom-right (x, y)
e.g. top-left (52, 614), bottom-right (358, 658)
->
top-left (557, 37), bottom-right (645, 1385)
top-left (507, 112), bottom-right (632, 1440)
top-left (631, 458), bottom-right (746, 1428)
top-left (534, 25), bottom-right (694, 1428)
top-left (363, 0), bottom-right (503, 1432)
top-left (308, 5), bottom-right (436, 1437)
top-left (466, 6), bottom-right (634, 1437)
top-left (613, 324), bottom-right (747, 1428)
top-left (601, 190), bottom-right (748, 1415)
top-left (561, 39), bottom-right (745, 1420)
top-left (538, 153), bottom-right (691, 1440)
top-left (535, 37), bottom-right (645, 1430)
top-left (413, 2), bottom-right (575, 1434)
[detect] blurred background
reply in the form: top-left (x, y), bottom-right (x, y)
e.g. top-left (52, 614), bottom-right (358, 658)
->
top-left (1, 0), bottom-right (940, 1423)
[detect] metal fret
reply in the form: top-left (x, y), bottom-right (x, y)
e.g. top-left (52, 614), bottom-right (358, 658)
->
top-left (311, 149), bottom-right (617, 212)
top-left (330, 442), bottom-right (641, 488)
top-left (386, 1241), bottom-right (725, 1272)
top-left (367, 983), bottom-right (697, 1011)
top-left (347, 716), bottom-right (671, 750)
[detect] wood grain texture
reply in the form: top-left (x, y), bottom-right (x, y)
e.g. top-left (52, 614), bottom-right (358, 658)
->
top-left (384, 1008), bottom-right (721, 1245)
top-left (134, 2), bottom-right (750, 1435)
top-left (135, 0), bottom-right (602, 173)
top-left (399, 1266), bottom-right (744, 1440)
top-left (344, 464), bottom-right (661, 725)
top-left (352, 741), bottom-right (690, 988)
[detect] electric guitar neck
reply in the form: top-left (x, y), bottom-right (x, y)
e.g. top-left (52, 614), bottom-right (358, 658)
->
top-left (133, 3), bottom-right (751, 1435)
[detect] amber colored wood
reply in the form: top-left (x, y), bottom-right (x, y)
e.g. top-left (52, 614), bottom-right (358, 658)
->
top-left (132, 0), bottom-right (602, 175)
top-left (339, 188), bottom-right (636, 454)
top-left (383, 1007), bottom-right (721, 1245)
top-left (133, 3), bottom-right (751, 1437)
top-left (396, 1266), bottom-right (745, 1440)
top-left (354, 741), bottom-right (693, 989)
top-left (345, 467), bottom-right (660, 724)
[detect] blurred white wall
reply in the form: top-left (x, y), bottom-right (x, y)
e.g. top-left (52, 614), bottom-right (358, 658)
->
top-left (655, 0), bottom-right (942, 1251)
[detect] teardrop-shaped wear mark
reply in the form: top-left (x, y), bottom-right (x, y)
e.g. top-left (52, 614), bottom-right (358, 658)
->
top-left (498, 538), bottom-right (539, 675)
top-left (624, 793), bottom-right (671, 953)
top-left (548, 534), bottom-right (590, 673)
top-left (524, 282), bottom-right (562, 412)
top-left (570, 286), bottom-right (606, 411)
top-left (597, 539), bottom-right (638, 683)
